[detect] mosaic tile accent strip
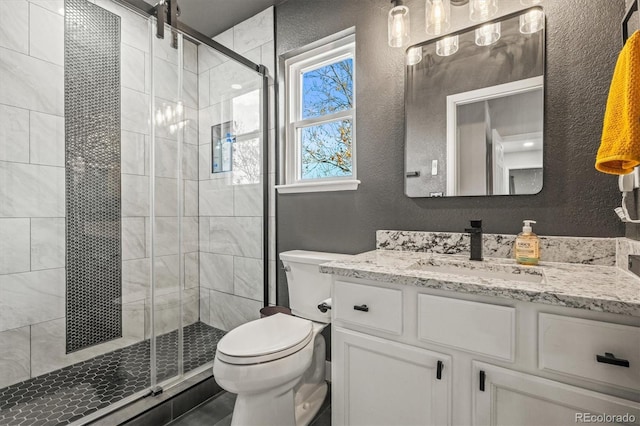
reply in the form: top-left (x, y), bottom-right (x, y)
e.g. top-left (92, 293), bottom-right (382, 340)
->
top-left (376, 230), bottom-right (617, 266)
top-left (0, 322), bottom-right (225, 425)
top-left (65, 0), bottom-right (123, 352)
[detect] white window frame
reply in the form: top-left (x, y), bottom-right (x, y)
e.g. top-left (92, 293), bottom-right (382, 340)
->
top-left (277, 34), bottom-right (360, 194)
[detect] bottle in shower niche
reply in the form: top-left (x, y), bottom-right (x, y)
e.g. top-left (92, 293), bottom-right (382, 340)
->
top-left (213, 138), bottom-right (222, 173)
top-left (515, 220), bottom-right (540, 265)
top-left (222, 132), bottom-right (234, 171)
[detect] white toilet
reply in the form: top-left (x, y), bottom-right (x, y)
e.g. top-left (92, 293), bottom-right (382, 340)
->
top-left (213, 250), bottom-right (351, 426)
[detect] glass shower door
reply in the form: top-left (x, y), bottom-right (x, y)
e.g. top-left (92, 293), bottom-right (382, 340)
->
top-left (148, 9), bottom-right (269, 392)
top-left (197, 41), bottom-right (267, 335)
top-left (150, 24), bottom-right (188, 385)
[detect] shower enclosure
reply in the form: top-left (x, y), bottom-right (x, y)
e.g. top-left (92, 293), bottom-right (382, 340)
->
top-left (0, 0), bottom-right (269, 423)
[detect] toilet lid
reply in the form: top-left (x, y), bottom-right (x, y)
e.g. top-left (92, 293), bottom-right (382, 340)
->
top-left (216, 313), bottom-right (313, 364)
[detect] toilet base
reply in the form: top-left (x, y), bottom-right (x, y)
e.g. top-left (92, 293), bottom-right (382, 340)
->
top-left (294, 381), bottom-right (327, 426)
top-left (229, 380), bottom-right (327, 426)
top-left (230, 379), bottom-right (298, 426)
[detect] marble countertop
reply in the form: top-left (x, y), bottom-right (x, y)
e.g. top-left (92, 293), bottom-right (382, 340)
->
top-left (319, 250), bottom-right (640, 317)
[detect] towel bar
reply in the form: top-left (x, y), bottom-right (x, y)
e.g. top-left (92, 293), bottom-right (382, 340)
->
top-left (623, 0), bottom-right (639, 45)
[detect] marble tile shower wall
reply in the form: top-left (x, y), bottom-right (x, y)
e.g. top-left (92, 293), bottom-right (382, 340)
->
top-left (197, 7), bottom-right (276, 331)
top-left (0, 0), bottom-right (199, 389)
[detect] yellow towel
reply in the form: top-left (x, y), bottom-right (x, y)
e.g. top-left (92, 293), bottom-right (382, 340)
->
top-left (596, 30), bottom-right (640, 175)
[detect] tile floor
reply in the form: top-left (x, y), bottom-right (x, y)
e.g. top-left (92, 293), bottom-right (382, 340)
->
top-left (169, 387), bottom-right (332, 426)
top-left (0, 322), bottom-right (225, 425)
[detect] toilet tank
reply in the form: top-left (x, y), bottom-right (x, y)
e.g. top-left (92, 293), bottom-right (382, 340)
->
top-left (280, 250), bottom-right (352, 323)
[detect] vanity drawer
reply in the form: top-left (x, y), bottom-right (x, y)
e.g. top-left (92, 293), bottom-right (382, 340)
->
top-left (539, 314), bottom-right (640, 390)
top-left (418, 294), bottom-right (515, 361)
top-left (333, 281), bottom-right (403, 335)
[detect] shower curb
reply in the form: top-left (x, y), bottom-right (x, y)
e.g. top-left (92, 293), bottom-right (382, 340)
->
top-left (87, 369), bottom-right (222, 426)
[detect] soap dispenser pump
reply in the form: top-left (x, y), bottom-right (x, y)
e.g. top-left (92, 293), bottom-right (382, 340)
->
top-left (515, 220), bottom-right (540, 265)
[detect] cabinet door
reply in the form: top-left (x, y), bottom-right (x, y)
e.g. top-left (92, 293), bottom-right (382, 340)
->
top-left (332, 327), bottom-right (451, 426)
top-left (472, 362), bottom-right (640, 426)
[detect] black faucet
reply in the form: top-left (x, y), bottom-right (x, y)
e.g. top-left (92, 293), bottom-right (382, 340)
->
top-left (465, 220), bottom-right (483, 261)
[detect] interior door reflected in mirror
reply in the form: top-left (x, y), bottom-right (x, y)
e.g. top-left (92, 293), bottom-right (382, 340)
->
top-left (404, 7), bottom-right (544, 198)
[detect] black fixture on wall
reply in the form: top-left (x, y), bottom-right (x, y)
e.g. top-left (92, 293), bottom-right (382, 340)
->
top-left (622, 0), bottom-right (638, 44)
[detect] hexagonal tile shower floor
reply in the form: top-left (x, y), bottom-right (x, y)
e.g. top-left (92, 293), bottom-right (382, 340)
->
top-left (0, 322), bottom-right (225, 425)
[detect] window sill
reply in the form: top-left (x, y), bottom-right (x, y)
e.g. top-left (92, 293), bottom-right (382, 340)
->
top-left (276, 179), bottom-right (361, 194)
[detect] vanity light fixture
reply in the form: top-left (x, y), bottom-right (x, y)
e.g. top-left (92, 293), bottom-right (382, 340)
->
top-left (475, 22), bottom-right (501, 46)
top-left (406, 46), bottom-right (423, 65)
top-left (519, 8), bottom-right (544, 34)
top-left (436, 35), bottom-right (459, 56)
top-left (425, 0), bottom-right (451, 36)
top-left (469, 0), bottom-right (498, 22)
top-left (388, 0), bottom-right (411, 48)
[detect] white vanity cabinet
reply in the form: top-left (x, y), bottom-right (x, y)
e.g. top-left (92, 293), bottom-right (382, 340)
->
top-left (331, 280), bottom-right (451, 426)
top-left (331, 278), bottom-right (640, 426)
top-left (472, 362), bottom-right (640, 426)
top-left (332, 328), bottom-right (451, 426)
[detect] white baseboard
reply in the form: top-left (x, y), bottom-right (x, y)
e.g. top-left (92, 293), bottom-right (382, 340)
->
top-left (325, 360), bottom-right (331, 383)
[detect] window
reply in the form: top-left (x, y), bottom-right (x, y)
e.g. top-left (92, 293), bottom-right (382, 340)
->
top-left (279, 34), bottom-right (359, 193)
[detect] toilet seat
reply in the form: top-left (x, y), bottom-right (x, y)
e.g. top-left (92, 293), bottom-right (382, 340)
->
top-left (216, 313), bottom-right (313, 365)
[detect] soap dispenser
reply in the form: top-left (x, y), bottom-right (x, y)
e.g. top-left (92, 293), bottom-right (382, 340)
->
top-left (515, 220), bottom-right (540, 265)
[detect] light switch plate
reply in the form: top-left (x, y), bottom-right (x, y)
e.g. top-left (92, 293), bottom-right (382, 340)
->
top-left (431, 160), bottom-right (438, 176)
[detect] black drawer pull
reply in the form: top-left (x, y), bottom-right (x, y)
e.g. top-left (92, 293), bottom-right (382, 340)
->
top-left (353, 304), bottom-right (369, 312)
top-left (596, 352), bottom-right (630, 368)
top-left (479, 370), bottom-right (486, 392)
top-left (436, 360), bottom-right (443, 380)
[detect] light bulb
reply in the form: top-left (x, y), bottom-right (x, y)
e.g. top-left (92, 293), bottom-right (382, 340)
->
top-left (436, 35), bottom-right (459, 56)
top-left (406, 46), bottom-right (423, 65)
top-left (425, 0), bottom-right (451, 36)
top-left (523, 141), bottom-right (535, 147)
top-left (388, 3), bottom-right (410, 48)
top-left (469, 0), bottom-right (498, 22)
top-left (475, 22), bottom-right (501, 46)
top-left (519, 9), bottom-right (544, 34)
top-left (393, 15), bottom-right (403, 35)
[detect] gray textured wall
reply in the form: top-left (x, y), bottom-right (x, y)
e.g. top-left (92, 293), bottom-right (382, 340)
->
top-left (275, 0), bottom-right (626, 304)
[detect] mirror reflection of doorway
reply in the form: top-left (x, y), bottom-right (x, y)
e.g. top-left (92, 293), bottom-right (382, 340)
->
top-left (447, 77), bottom-right (543, 196)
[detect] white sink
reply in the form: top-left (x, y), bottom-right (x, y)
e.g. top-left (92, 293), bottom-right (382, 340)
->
top-left (408, 259), bottom-right (544, 284)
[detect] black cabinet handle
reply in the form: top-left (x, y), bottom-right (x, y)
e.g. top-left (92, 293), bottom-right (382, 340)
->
top-left (436, 360), bottom-right (443, 380)
top-left (353, 304), bottom-right (369, 312)
top-left (596, 352), bottom-right (630, 368)
top-left (479, 370), bottom-right (486, 392)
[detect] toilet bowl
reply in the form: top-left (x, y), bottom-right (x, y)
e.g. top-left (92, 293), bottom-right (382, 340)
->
top-left (212, 250), bottom-right (352, 426)
top-left (214, 314), bottom-right (327, 426)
